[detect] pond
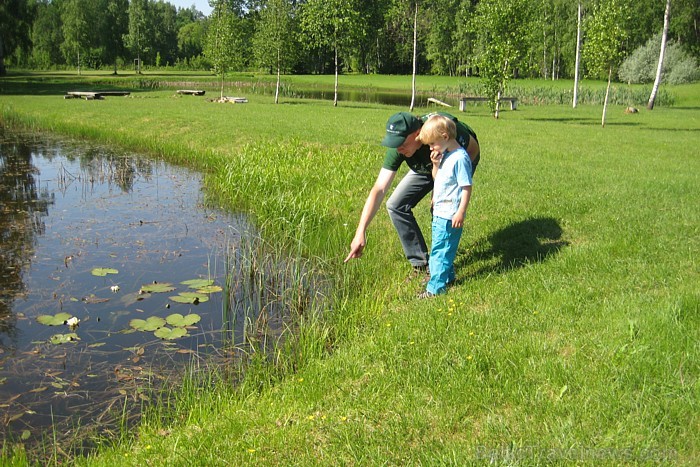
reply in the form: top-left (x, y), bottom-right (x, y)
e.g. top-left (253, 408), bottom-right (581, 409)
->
top-left (290, 89), bottom-right (440, 107)
top-left (220, 79), bottom-right (451, 107)
top-left (0, 127), bottom-right (323, 455)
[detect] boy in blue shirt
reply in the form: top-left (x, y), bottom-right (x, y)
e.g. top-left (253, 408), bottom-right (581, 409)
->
top-left (417, 115), bottom-right (473, 298)
top-left (344, 112), bottom-right (479, 281)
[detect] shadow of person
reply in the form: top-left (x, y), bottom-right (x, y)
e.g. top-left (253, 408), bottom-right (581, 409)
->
top-left (454, 216), bottom-right (569, 282)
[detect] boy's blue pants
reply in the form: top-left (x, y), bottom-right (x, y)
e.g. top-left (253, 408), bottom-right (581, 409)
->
top-left (427, 217), bottom-right (463, 295)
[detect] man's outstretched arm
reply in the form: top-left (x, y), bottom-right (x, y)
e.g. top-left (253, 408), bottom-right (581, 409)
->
top-left (344, 168), bottom-right (396, 262)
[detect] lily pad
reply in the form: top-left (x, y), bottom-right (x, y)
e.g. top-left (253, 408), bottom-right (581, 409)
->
top-left (196, 285), bottom-right (223, 294)
top-left (140, 283), bottom-right (176, 293)
top-left (166, 313), bottom-right (201, 327)
top-left (169, 295), bottom-right (194, 304)
top-left (181, 279), bottom-right (214, 289)
top-left (169, 292), bottom-right (208, 304)
top-left (50, 333), bottom-right (79, 344)
top-left (154, 326), bottom-right (188, 340)
top-left (37, 312), bottom-right (72, 326)
top-left (129, 316), bottom-right (166, 331)
top-left (91, 267), bottom-right (119, 277)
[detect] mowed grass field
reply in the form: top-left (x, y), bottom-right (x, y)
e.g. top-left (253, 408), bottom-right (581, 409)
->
top-left (1, 73), bottom-right (698, 465)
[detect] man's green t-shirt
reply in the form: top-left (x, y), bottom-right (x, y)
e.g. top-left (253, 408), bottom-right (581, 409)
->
top-left (382, 112), bottom-right (477, 175)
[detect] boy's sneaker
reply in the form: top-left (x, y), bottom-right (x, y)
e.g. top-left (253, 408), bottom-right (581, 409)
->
top-left (417, 290), bottom-right (435, 299)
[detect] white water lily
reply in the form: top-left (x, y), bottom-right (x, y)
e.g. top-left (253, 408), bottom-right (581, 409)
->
top-left (66, 317), bottom-right (80, 329)
top-left (110, 285), bottom-right (120, 292)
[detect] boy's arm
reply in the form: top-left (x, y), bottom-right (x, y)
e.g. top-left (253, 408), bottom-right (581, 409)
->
top-left (430, 150), bottom-right (442, 179)
top-left (452, 185), bottom-right (472, 228)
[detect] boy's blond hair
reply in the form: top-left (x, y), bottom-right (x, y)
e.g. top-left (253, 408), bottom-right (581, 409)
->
top-left (418, 115), bottom-right (456, 144)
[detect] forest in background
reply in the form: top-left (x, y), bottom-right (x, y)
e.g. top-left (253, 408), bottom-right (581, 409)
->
top-left (1, 0), bottom-right (698, 83)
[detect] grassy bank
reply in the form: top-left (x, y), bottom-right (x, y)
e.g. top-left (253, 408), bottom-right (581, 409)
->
top-left (1, 75), bottom-right (699, 465)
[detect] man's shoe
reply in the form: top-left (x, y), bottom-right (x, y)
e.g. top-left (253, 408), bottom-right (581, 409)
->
top-left (417, 290), bottom-right (435, 299)
top-left (410, 265), bottom-right (429, 279)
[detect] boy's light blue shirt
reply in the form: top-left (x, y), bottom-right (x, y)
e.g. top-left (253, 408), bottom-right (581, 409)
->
top-left (432, 147), bottom-right (473, 220)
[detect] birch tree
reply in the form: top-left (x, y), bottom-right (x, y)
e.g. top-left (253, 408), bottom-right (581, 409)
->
top-left (253, 0), bottom-right (295, 104)
top-left (300, 0), bottom-right (363, 107)
top-left (205, 0), bottom-right (243, 100)
top-left (583, 0), bottom-right (629, 127)
top-left (101, 0), bottom-right (128, 74)
top-left (573, 0), bottom-right (582, 107)
top-left (647, 0), bottom-right (671, 110)
top-left (60, 0), bottom-right (91, 74)
top-left (409, 1), bottom-right (418, 111)
top-left (471, 0), bottom-right (533, 119)
top-left (383, 0), bottom-right (419, 73)
top-left (123, 0), bottom-right (148, 73)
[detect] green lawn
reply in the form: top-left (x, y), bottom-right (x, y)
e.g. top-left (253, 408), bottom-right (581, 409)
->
top-left (1, 74), bottom-right (698, 465)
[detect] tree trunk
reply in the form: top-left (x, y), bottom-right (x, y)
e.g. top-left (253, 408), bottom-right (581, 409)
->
top-left (376, 37), bottom-right (381, 72)
top-left (495, 89), bottom-right (501, 120)
top-left (542, 20), bottom-right (548, 79)
top-left (648, 0), bottom-right (671, 110)
top-left (0, 34), bottom-right (5, 76)
top-left (602, 66), bottom-right (612, 127)
top-left (552, 56), bottom-right (555, 80)
top-left (573, 1), bottom-right (582, 108)
top-left (409, 2), bottom-right (418, 112)
top-left (275, 48), bottom-right (281, 104)
top-left (552, 27), bottom-right (557, 80)
top-left (333, 45), bottom-right (338, 107)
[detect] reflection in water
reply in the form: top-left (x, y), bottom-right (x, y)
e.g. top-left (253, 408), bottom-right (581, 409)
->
top-left (294, 89), bottom-right (435, 107)
top-left (240, 82), bottom-right (442, 107)
top-left (0, 133), bottom-right (53, 340)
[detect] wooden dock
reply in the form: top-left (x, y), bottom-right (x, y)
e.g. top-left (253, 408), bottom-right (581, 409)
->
top-left (211, 96), bottom-right (248, 104)
top-left (176, 90), bottom-right (206, 96)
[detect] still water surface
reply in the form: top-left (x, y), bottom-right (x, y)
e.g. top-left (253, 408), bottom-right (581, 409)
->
top-left (293, 89), bottom-right (438, 107)
top-left (0, 127), bottom-right (256, 446)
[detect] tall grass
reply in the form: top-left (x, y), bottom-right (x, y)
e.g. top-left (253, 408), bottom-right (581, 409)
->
top-left (0, 74), bottom-right (698, 465)
top-left (438, 81), bottom-right (675, 106)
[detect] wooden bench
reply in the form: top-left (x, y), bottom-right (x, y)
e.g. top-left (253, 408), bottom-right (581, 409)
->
top-left (459, 96), bottom-right (518, 111)
top-left (64, 91), bottom-right (130, 100)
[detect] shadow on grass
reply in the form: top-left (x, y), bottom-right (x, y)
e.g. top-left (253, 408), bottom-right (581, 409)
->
top-left (455, 216), bottom-right (569, 282)
top-left (641, 126), bottom-right (700, 133)
top-left (524, 116), bottom-right (598, 124)
top-left (525, 116), bottom-right (642, 127)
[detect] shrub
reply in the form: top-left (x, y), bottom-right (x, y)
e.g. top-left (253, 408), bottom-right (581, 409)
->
top-left (664, 46), bottom-right (700, 84)
top-left (619, 33), bottom-right (699, 84)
